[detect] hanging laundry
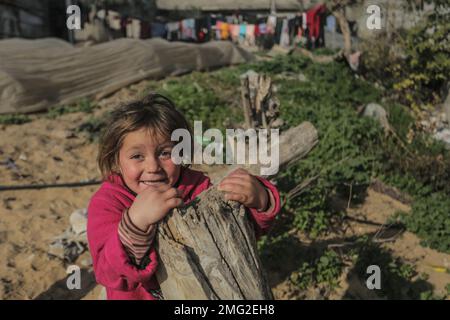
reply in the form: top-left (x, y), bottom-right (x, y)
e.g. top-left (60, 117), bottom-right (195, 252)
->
top-left (195, 17), bottom-right (210, 42)
top-left (230, 24), bottom-right (240, 43)
top-left (106, 10), bottom-right (121, 31)
top-left (288, 17), bottom-right (296, 39)
top-left (294, 15), bottom-right (305, 46)
top-left (166, 22), bottom-right (180, 41)
top-left (326, 15), bottom-right (336, 33)
top-left (306, 4), bottom-right (327, 42)
top-left (239, 23), bottom-right (246, 43)
top-left (220, 22), bottom-right (230, 40)
top-left (181, 19), bottom-right (196, 40)
top-left (258, 23), bottom-right (267, 35)
top-left (131, 19), bottom-right (141, 39)
top-left (274, 17), bottom-right (283, 44)
top-left (254, 24), bottom-right (260, 37)
top-left (215, 21), bottom-right (222, 40)
top-left (120, 16), bottom-right (128, 37)
top-left (245, 24), bottom-right (255, 46)
top-left (151, 22), bottom-right (166, 39)
top-left (140, 21), bottom-right (151, 39)
top-left (267, 15), bottom-right (277, 34)
top-left (294, 14), bottom-right (302, 36)
top-left (286, 14), bottom-right (296, 22)
top-left (125, 18), bottom-right (133, 38)
top-left (279, 19), bottom-right (290, 47)
top-left (302, 12), bottom-right (307, 30)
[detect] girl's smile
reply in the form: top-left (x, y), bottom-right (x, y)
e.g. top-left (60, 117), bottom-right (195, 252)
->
top-left (118, 128), bottom-right (180, 195)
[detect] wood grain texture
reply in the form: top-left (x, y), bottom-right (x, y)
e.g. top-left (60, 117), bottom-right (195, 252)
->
top-left (155, 122), bottom-right (319, 300)
top-left (156, 188), bottom-right (272, 299)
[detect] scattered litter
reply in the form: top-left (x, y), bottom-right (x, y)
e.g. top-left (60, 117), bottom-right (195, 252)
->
top-left (1, 158), bottom-right (19, 172)
top-left (81, 257), bottom-right (93, 267)
top-left (48, 208), bottom-right (88, 263)
top-left (70, 208), bottom-right (88, 235)
top-left (428, 265), bottom-right (449, 273)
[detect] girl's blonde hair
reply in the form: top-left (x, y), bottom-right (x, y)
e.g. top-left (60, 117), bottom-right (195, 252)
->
top-left (97, 93), bottom-right (192, 180)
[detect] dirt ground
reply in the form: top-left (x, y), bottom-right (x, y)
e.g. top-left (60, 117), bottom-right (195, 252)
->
top-left (1, 80), bottom-right (449, 300)
top-left (269, 189), bottom-right (450, 300)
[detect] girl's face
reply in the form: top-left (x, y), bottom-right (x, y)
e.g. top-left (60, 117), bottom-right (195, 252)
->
top-left (118, 128), bottom-right (180, 195)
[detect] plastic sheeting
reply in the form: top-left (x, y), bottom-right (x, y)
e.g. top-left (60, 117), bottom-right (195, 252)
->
top-left (0, 37), bottom-right (253, 114)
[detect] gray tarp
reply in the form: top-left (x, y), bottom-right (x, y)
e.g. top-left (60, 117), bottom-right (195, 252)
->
top-left (0, 38), bottom-right (253, 114)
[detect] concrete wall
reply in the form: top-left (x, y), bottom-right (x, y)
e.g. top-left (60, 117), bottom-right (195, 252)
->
top-left (0, 0), bottom-right (50, 39)
top-left (345, 0), bottom-right (434, 39)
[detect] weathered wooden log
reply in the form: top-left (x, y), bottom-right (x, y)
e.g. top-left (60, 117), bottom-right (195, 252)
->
top-left (156, 187), bottom-right (272, 299)
top-left (213, 121), bottom-right (319, 182)
top-left (155, 122), bottom-right (318, 299)
top-left (240, 71), bottom-right (280, 129)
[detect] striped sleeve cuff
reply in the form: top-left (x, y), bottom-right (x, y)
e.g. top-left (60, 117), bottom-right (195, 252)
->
top-left (118, 209), bottom-right (156, 266)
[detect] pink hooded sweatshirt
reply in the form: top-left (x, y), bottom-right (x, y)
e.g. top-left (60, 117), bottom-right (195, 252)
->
top-left (87, 167), bottom-right (281, 300)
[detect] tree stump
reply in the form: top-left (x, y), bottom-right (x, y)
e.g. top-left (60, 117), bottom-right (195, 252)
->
top-left (240, 70), bottom-right (280, 129)
top-left (155, 122), bottom-right (319, 299)
top-left (156, 187), bottom-right (272, 299)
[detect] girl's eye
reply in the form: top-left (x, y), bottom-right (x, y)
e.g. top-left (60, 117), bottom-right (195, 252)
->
top-left (131, 154), bottom-right (144, 160)
top-left (159, 150), bottom-right (172, 159)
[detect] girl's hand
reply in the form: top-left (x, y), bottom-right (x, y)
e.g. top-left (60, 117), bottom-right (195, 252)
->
top-left (128, 185), bottom-right (183, 231)
top-left (217, 168), bottom-right (269, 211)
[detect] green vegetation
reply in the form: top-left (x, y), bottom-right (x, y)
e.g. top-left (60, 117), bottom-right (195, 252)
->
top-left (393, 193), bottom-right (450, 254)
top-left (1, 97), bottom-right (97, 125)
top-left (138, 52), bottom-right (449, 260)
top-left (157, 75), bottom-right (243, 130)
top-left (77, 115), bottom-right (108, 142)
top-left (349, 237), bottom-right (431, 299)
top-left (362, 0), bottom-right (450, 113)
top-left (290, 249), bottom-right (344, 291)
top-left (215, 53), bottom-right (448, 297)
top-left (0, 114), bottom-right (31, 125)
top-left (46, 98), bottom-right (96, 119)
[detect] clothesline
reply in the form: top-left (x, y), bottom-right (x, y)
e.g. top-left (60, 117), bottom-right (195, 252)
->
top-left (96, 4), bottom-right (333, 50)
top-left (152, 4), bottom-right (326, 47)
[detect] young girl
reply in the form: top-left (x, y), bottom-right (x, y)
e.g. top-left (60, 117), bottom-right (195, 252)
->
top-left (87, 93), bottom-right (281, 300)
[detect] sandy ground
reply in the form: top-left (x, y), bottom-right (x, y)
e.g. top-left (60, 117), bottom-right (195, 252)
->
top-left (0, 83), bottom-right (140, 299)
top-left (1, 80), bottom-right (449, 300)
